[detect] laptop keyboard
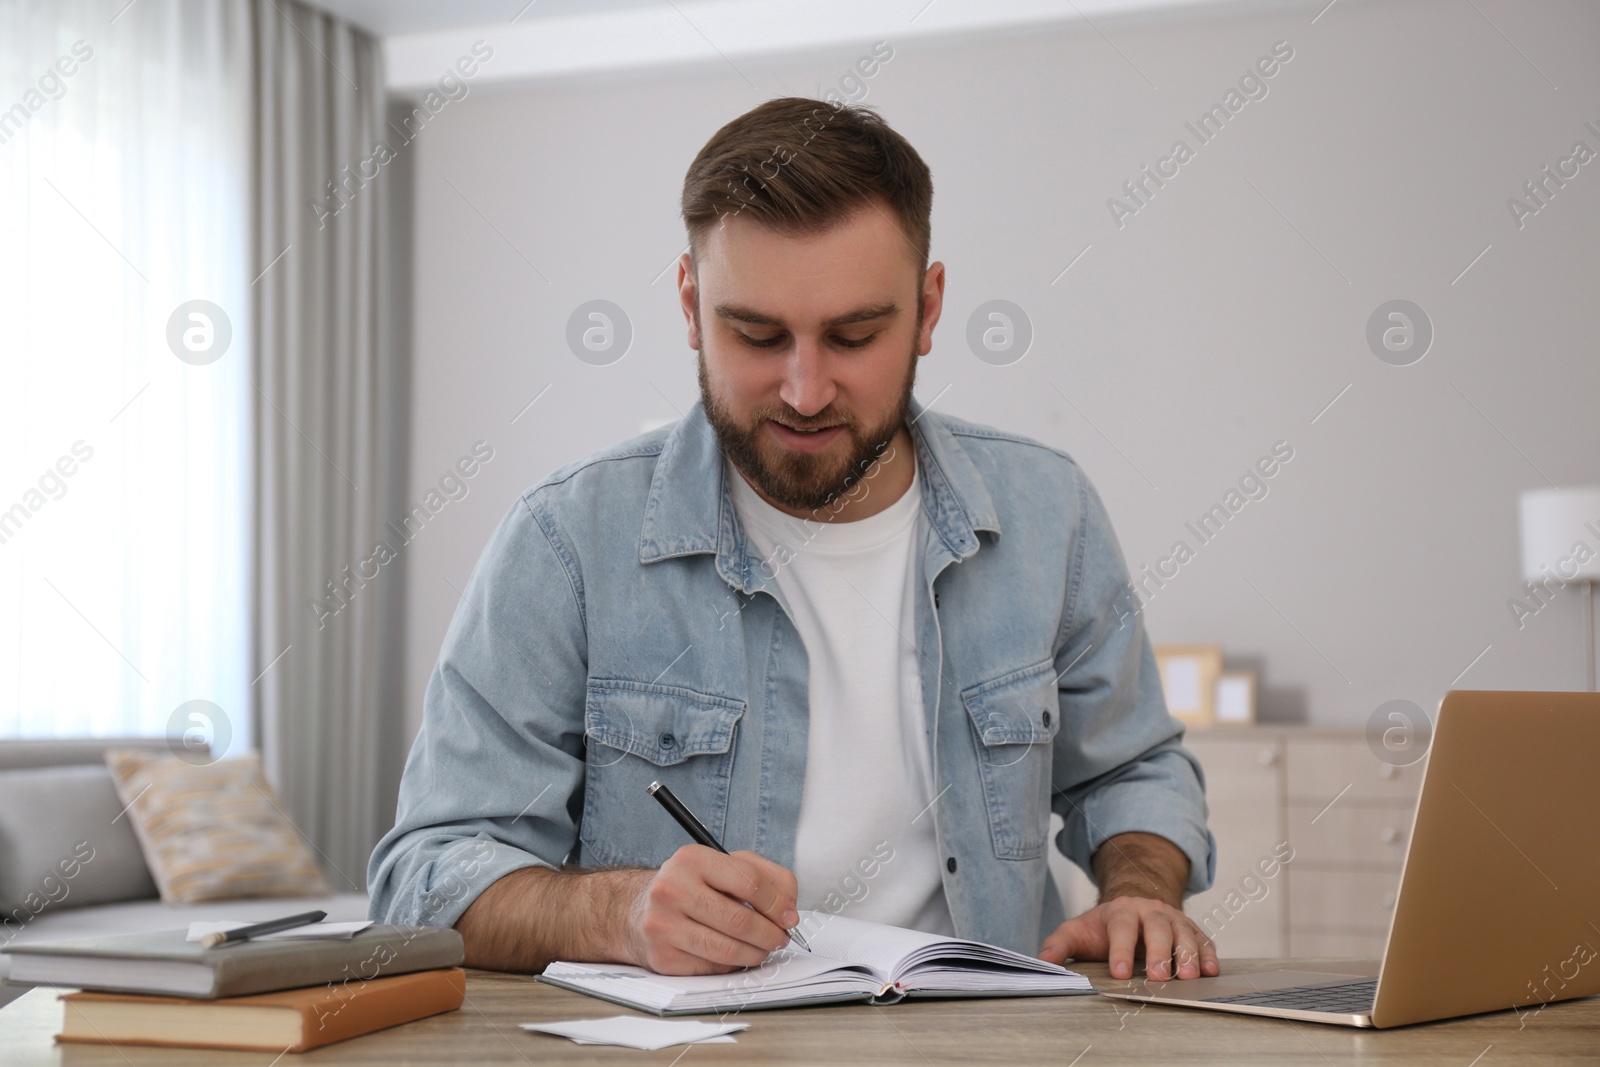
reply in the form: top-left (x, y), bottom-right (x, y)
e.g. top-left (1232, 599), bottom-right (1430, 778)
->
top-left (1206, 977), bottom-right (1378, 1014)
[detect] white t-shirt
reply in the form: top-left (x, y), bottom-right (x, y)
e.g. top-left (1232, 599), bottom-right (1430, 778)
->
top-left (726, 459), bottom-right (954, 936)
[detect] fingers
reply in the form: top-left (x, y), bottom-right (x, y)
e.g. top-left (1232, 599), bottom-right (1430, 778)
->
top-left (645, 934), bottom-right (777, 977)
top-left (1104, 903), bottom-right (1142, 980)
top-left (702, 849), bottom-right (799, 929)
top-left (1124, 903), bottom-right (1212, 981)
top-left (1042, 900), bottom-right (1219, 982)
top-left (677, 880), bottom-right (791, 956)
top-left (629, 846), bottom-right (798, 975)
top-left (1038, 928), bottom-right (1071, 965)
top-left (1170, 919), bottom-right (1199, 979)
top-left (1147, 909), bottom-right (1218, 979)
top-left (1197, 924), bottom-right (1222, 976)
top-left (1141, 910), bottom-right (1175, 981)
top-left (1039, 913), bottom-right (1105, 966)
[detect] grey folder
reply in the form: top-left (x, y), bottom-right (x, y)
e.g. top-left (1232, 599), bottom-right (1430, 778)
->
top-left (4, 924), bottom-right (464, 999)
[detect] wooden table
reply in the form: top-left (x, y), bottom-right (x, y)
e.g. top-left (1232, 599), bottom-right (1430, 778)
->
top-left (4, 960), bottom-right (1596, 1065)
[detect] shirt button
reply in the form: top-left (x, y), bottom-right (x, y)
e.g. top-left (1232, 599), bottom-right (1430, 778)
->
top-left (1042, 710), bottom-right (1052, 727)
top-left (946, 856), bottom-right (957, 873)
top-left (659, 733), bottom-right (676, 749)
top-left (934, 592), bottom-right (941, 608)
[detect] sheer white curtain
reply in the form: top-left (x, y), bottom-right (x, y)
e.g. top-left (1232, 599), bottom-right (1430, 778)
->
top-left (0, 1), bottom-right (253, 757)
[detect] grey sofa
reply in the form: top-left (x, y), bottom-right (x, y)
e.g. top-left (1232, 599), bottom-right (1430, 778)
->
top-left (0, 738), bottom-right (369, 1007)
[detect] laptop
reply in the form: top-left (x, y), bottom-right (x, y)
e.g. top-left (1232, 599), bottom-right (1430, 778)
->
top-left (1100, 690), bottom-right (1600, 1028)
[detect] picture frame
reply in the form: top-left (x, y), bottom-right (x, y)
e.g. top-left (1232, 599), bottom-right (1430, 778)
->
top-left (1214, 670), bottom-right (1257, 726)
top-left (1153, 644), bottom-right (1224, 727)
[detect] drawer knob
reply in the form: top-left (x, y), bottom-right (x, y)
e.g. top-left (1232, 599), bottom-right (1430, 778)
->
top-left (1257, 749), bottom-right (1277, 766)
top-left (1380, 827), bottom-right (1400, 844)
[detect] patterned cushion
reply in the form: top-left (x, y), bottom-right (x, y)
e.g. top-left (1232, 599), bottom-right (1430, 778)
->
top-left (104, 750), bottom-right (330, 904)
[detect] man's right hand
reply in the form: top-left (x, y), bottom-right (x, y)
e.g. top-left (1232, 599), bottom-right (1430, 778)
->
top-left (453, 846), bottom-right (800, 975)
top-left (619, 844), bottom-right (800, 975)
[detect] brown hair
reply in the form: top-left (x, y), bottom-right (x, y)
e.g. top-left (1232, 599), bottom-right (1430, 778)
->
top-left (680, 96), bottom-right (933, 273)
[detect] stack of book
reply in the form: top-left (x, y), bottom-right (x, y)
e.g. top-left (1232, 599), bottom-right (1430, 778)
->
top-left (5, 924), bottom-right (465, 1053)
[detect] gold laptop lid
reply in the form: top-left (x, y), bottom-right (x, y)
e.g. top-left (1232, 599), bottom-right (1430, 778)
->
top-left (1373, 690), bottom-right (1600, 1028)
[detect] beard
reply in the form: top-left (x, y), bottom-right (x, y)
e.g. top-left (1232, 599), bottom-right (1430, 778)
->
top-left (698, 341), bottom-right (918, 514)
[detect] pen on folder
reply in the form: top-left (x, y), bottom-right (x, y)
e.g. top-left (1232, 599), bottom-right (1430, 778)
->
top-left (200, 909), bottom-right (328, 948)
top-left (647, 781), bottom-right (812, 952)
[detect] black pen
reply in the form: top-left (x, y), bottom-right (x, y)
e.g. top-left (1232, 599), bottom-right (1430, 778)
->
top-left (647, 781), bottom-right (811, 952)
top-left (200, 909), bottom-right (327, 948)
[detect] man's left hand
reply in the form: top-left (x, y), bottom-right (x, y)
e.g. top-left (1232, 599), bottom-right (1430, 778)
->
top-left (1038, 894), bottom-right (1219, 980)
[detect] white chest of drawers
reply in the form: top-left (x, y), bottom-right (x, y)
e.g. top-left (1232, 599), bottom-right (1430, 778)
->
top-left (1046, 728), bottom-right (1422, 958)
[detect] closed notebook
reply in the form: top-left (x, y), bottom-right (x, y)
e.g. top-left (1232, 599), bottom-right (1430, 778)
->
top-left (538, 911), bottom-right (1095, 1016)
top-left (58, 967), bottom-right (467, 1052)
top-left (4, 925), bottom-right (463, 999)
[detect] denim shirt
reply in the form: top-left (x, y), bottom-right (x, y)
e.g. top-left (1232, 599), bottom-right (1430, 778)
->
top-left (367, 399), bottom-right (1216, 956)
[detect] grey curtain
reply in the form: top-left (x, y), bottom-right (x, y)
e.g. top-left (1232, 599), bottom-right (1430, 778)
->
top-left (250, 0), bottom-right (409, 888)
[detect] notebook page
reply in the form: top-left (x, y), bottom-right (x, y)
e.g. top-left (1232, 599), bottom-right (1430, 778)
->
top-left (543, 949), bottom-right (874, 1011)
top-left (796, 911), bottom-right (1089, 991)
top-left (898, 938), bottom-right (1073, 974)
top-left (795, 911), bottom-right (966, 980)
top-left (907, 963), bottom-right (1092, 993)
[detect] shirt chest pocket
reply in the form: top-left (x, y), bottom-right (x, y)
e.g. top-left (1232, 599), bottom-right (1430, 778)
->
top-left (961, 660), bottom-right (1061, 861)
top-left (579, 680), bottom-right (745, 867)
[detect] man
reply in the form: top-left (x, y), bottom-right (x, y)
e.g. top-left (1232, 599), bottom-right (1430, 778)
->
top-left (369, 97), bottom-right (1218, 983)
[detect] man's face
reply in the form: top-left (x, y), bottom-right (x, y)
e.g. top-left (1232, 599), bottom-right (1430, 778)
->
top-left (680, 199), bottom-right (942, 514)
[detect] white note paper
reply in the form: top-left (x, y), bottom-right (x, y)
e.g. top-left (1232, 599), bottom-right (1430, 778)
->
top-left (185, 920), bottom-right (374, 942)
top-left (520, 1016), bottom-right (749, 1050)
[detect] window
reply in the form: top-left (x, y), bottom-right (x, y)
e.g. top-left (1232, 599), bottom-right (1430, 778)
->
top-left (0, 4), bottom-right (252, 757)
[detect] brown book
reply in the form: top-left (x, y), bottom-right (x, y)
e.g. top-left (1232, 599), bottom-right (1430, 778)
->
top-left (57, 967), bottom-right (466, 1053)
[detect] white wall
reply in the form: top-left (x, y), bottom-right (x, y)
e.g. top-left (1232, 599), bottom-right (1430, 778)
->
top-left (393, 0), bottom-right (1600, 751)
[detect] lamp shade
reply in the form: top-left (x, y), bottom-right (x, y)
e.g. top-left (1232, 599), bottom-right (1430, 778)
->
top-left (1518, 487), bottom-right (1600, 582)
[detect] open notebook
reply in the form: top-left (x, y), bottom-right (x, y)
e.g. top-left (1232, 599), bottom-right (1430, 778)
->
top-left (537, 912), bottom-right (1094, 1016)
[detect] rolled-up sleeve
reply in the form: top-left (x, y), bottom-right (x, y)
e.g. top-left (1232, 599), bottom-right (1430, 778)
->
top-left (1049, 474), bottom-right (1216, 898)
top-left (367, 491), bottom-right (588, 927)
